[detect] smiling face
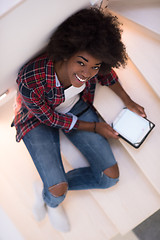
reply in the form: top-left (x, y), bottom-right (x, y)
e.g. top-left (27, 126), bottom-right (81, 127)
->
top-left (57, 51), bottom-right (102, 88)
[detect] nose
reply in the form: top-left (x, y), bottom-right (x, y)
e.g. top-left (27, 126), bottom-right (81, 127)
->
top-left (81, 68), bottom-right (91, 79)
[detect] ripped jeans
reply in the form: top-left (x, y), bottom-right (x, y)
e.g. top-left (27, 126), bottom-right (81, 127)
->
top-left (23, 99), bottom-right (119, 208)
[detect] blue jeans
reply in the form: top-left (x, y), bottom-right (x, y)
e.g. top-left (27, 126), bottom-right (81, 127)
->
top-left (23, 99), bottom-right (118, 207)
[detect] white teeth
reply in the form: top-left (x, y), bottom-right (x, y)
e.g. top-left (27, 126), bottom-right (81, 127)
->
top-left (76, 74), bottom-right (86, 82)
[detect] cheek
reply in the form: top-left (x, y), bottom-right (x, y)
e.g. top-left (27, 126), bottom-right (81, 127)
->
top-left (68, 63), bottom-right (78, 74)
top-left (91, 70), bottom-right (99, 78)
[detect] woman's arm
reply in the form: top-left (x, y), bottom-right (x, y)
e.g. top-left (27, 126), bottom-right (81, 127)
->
top-left (76, 76), bottom-right (147, 139)
top-left (97, 69), bottom-right (146, 117)
top-left (77, 120), bottom-right (119, 139)
top-left (20, 85), bottom-right (78, 131)
top-left (108, 81), bottom-right (146, 117)
top-left (76, 70), bottom-right (146, 139)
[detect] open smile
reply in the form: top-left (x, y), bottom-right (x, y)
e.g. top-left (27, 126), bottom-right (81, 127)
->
top-left (75, 74), bottom-right (87, 82)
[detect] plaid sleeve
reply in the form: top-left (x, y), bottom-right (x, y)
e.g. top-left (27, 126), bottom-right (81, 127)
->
top-left (97, 69), bottom-right (119, 86)
top-left (20, 83), bottom-right (79, 131)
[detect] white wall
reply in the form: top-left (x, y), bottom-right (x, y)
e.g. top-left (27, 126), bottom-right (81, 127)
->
top-left (0, 0), bottom-right (91, 96)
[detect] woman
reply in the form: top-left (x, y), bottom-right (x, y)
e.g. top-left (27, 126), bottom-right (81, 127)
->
top-left (12, 7), bottom-right (146, 232)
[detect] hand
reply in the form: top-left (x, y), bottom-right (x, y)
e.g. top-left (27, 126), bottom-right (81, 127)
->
top-left (125, 99), bottom-right (146, 118)
top-left (95, 122), bottom-right (119, 140)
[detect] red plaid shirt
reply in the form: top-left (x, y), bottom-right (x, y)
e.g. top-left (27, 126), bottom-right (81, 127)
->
top-left (12, 54), bottom-right (118, 142)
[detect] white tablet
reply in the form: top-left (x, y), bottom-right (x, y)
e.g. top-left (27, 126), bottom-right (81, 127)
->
top-left (112, 108), bottom-right (155, 148)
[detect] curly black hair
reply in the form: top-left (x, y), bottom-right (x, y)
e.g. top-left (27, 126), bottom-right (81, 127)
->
top-left (46, 7), bottom-right (128, 73)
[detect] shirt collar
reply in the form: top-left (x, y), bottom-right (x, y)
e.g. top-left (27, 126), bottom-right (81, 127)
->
top-left (55, 73), bottom-right (61, 87)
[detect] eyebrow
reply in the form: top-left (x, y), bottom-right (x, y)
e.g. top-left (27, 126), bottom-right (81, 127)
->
top-left (77, 56), bottom-right (102, 65)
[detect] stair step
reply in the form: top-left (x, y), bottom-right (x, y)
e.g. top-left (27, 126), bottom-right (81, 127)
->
top-left (115, 59), bottom-right (160, 193)
top-left (111, 12), bottom-right (160, 98)
top-left (94, 58), bottom-right (160, 194)
top-left (60, 130), bottom-right (160, 235)
top-left (0, 174), bottom-right (64, 240)
top-left (91, 139), bottom-right (160, 235)
top-left (61, 157), bottom-right (119, 240)
top-left (63, 191), bottom-right (118, 240)
top-left (109, 1), bottom-right (160, 35)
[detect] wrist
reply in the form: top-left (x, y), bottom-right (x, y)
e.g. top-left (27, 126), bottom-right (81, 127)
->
top-left (93, 122), bottom-right (97, 133)
top-left (123, 97), bottom-right (134, 107)
top-left (77, 120), bottom-right (97, 132)
top-left (122, 94), bottom-right (132, 106)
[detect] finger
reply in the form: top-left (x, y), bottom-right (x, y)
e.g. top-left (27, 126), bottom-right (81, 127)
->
top-left (138, 108), bottom-right (147, 118)
top-left (141, 108), bottom-right (147, 118)
top-left (104, 124), bottom-right (119, 139)
top-left (107, 125), bottom-right (119, 136)
top-left (132, 106), bottom-right (146, 118)
top-left (109, 128), bottom-right (119, 139)
top-left (141, 112), bottom-right (147, 118)
top-left (111, 132), bottom-right (119, 139)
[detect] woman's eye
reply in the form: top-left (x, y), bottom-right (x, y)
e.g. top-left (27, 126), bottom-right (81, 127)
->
top-left (77, 61), bottom-right (84, 66)
top-left (93, 66), bottom-right (100, 70)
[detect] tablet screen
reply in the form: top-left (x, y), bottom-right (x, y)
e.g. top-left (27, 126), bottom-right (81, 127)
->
top-left (112, 109), bottom-right (154, 146)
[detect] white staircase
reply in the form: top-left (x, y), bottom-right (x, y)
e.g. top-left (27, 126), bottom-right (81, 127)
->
top-left (0, 1), bottom-right (160, 240)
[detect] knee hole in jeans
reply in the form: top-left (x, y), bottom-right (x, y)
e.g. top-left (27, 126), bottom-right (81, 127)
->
top-left (48, 182), bottom-right (68, 197)
top-left (103, 163), bottom-right (119, 179)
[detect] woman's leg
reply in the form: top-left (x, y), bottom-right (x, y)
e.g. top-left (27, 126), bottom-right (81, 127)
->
top-left (63, 99), bottom-right (119, 190)
top-left (23, 124), bottom-right (70, 232)
top-left (23, 124), bottom-right (68, 208)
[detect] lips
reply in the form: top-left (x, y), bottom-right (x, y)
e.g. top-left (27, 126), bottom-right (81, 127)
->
top-left (75, 74), bottom-right (87, 82)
